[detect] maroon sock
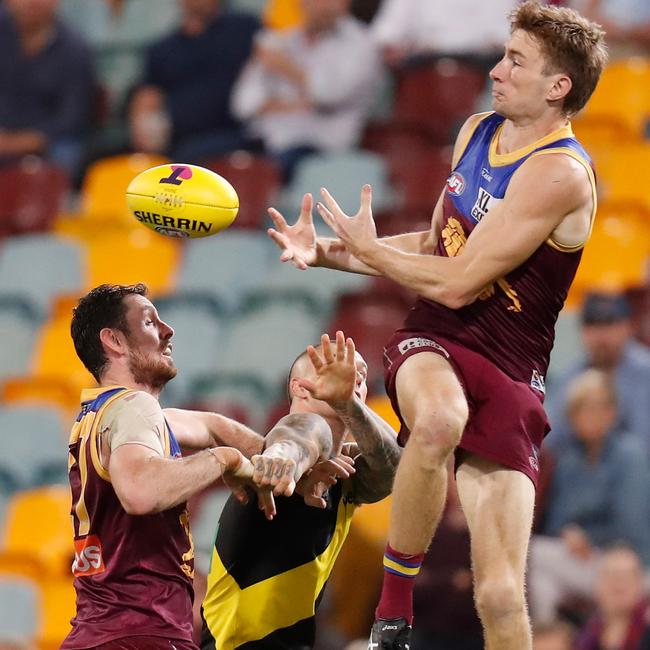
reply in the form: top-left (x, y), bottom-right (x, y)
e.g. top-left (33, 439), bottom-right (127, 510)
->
top-left (375, 544), bottom-right (425, 624)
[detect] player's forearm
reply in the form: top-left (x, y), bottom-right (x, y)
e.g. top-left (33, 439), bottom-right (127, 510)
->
top-left (315, 230), bottom-right (432, 275)
top-left (357, 239), bottom-right (472, 308)
top-left (117, 447), bottom-right (239, 515)
top-left (205, 412), bottom-right (264, 458)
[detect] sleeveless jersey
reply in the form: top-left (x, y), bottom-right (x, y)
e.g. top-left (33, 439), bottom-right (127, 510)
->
top-left (201, 481), bottom-right (356, 649)
top-left (405, 112), bottom-right (597, 389)
top-left (62, 386), bottom-right (195, 649)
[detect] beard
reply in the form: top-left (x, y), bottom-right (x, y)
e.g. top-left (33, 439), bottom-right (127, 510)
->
top-left (127, 348), bottom-right (177, 391)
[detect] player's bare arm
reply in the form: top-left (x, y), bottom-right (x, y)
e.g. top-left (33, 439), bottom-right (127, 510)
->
top-left (318, 152), bottom-right (592, 309)
top-left (267, 192), bottom-right (438, 275)
top-left (163, 407), bottom-right (264, 457)
top-left (109, 442), bottom-right (253, 515)
top-left (298, 331), bottom-right (401, 504)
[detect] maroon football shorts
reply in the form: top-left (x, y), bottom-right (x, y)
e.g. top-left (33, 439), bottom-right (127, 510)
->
top-left (383, 330), bottom-right (550, 487)
top-left (91, 637), bottom-right (198, 650)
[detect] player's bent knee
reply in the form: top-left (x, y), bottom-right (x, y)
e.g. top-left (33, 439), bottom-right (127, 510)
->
top-left (409, 416), bottom-right (464, 464)
top-left (475, 577), bottom-right (526, 623)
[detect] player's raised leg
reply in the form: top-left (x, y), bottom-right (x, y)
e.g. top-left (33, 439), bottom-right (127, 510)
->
top-left (371, 352), bottom-right (468, 648)
top-left (456, 455), bottom-right (535, 650)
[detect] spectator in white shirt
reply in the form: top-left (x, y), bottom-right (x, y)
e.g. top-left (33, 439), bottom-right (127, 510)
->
top-left (231, 0), bottom-right (381, 181)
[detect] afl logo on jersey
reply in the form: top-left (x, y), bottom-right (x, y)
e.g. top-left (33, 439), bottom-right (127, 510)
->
top-left (446, 172), bottom-right (466, 196)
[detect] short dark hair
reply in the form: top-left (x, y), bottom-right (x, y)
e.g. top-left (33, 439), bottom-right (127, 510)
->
top-left (71, 283), bottom-right (148, 381)
top-left (510, 1), bottom-right (608, 115)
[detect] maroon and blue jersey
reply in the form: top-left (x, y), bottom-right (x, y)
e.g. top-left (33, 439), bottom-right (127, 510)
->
top-left (404, 112), bottom-right (597, 391)
top-left (62, 386), bottom-right (195, 649)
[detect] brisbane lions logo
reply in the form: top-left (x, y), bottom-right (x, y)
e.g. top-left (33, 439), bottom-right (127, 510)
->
top-left (446, 171), bottom-right (466, 196)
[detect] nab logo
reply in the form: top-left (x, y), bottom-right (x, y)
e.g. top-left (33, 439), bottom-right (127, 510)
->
top-left (73, 535), bottom-right (105, 577)
top-left (446, 172), bottom-right (466, 196)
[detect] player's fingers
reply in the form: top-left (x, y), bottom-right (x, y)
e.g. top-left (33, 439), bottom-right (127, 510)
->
top-left (267, 228), bottom-right (292, 254)
top-left (233, 486), bottom-right (249, 505)
top-left (359, 183), bottom-right (373, 214)
top-left (316, 203), bottom-right (341, 237)
top-left (320, 187), bottom-right (347, 219)
top-left (321, 333), bottom-right (335, 364)
top-left (304, 494), bottom-right (327, 509)
top-left (296, 377), bottom-right (317, 394)
top-left (258, 490), bottom-right (276, 520)
top-left (299, 193), bottom-right (314, 225)
top-left (345, 336), bottom-right (356, 362)
top-left (305, 346), bottom-right (323, 373)
top-left (335, 330), bottom-right (346, 362)
top-left (268, 207), bottom-right (289, 231)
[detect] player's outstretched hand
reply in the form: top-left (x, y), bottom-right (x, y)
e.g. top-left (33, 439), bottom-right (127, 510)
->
top-left (297, 454), bottom-right (356, 509)
top-left (297, 331), bottom-right (357, 408)
top-left (251, 453), bottom-right (298, 498)
top-left (267, 193), bottom-right (317, 270)
top-left (316, 184), bottom-right (377, 258)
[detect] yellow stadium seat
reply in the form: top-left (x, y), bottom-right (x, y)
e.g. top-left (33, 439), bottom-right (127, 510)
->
top-left (569, 210), bottom-right (650, 303)
top-left (0, 376), bottom-right (79, 420)
top-left (80, 153), bottom-right (169, 224)
top-left (0, 486), bottom-right (72, 580)
top-left (263, 0), bottom-right (303, 29)
top-left (367, 395), bottom-right (401, 432)
top-left (84, 228), bottom-right (181, 296)
top-left (574, 57), bottom-right (650, 140)
top-left (37, 576), bottom-right (75, 650)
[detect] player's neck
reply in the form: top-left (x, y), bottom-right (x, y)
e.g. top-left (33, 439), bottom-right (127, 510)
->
top-left (499, 112), bottom-right (569, 154)
top-left (100, 367), bottom-right (162, 399)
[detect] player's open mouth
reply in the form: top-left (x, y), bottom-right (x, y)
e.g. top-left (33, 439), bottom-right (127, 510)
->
top-left (162, 345), bottom-right (173, 357)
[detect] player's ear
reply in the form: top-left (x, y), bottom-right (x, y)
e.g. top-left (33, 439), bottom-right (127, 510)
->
top-left (99, 327), bottom-right (127, 356)
top-left (548, 72), bottom-right (572, 104)
top-left (289, 377), bottom-right (309, 400)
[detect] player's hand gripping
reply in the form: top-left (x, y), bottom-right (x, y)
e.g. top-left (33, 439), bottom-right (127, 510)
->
top-left (267, 193), bottom-right (317, 270)
top-left (297, 331), bottom-right (357, 409)
top-left (297, 453), bottom-right (356, 509)
top-left (316, 184), bottom-right (378, 260)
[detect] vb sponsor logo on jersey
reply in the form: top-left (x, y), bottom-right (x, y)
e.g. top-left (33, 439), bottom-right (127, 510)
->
top-left (446, 172), bottom-right (466, 196)
top-left (73, 534), bottom-right (105, 577)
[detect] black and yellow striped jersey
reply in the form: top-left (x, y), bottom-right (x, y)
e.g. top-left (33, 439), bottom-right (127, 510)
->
top-left (200, 480), bottom-right (356, 649)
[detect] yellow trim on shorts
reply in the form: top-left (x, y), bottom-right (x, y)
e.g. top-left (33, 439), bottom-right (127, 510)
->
top-left (528, 147), bottom-right (597, 252)
top-left (488, 121), bottom-right (574, 167)
top-left (203, 498), bottom-right (356, 649)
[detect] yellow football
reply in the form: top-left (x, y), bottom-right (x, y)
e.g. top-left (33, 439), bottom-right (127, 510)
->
top-left (126, 163), bottom-right (239, 238)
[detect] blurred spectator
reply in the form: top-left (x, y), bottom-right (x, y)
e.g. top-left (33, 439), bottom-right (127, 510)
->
top-left (59, 0), bottom-right (179, 111)
top-left (129, 0), bottom-right (260, 161)
top-left (370, 0), bottom-right (514, 68)
top-left (577, 546), bottom-right (650, 650)
top-left (231, 0), bottom-right (381, 181)
top-left (546, 292), bottom-right (650, 452)
top-left (533, 621), bottom-right (577, 650)
top-left (576, 0), bottom-right (650, 57)
top-left (529, 369), bottom-right (650, 625)
top-left (0, 0), bottom-right (95, 174)
top-left (410, 475), bottom-right (483, 650)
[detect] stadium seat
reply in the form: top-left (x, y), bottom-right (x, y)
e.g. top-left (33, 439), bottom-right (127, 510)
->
top-left (189, 373), bottom-right (274, 431)
top-left (573, 57), bottom-right (650, 141)
top-left (177, 231), bottom-right (274, 313)
top-left (219, 296), bottom-right (325, 395)
top-left (588, 142), bottom-right (650, 213)
top-left (0, 159), bottom-right (69, 237)
top-left (547, 308), bottom-right (583, 382)
top-left (154, 295), bottom-right (225, 404)
top-left (0, 376), bottom-right (80, 420)
top-left (37, 576), bottom-right (75, 650)
top-left (570, 210), bottom-right (650, 301)
top-left (203, 152), bottom-right (282, 229)
top-left (80, 153), bottom-right (169, 223)
top-left (0, 301), bottom-right (39, 385)
top-left (366, 394), bottom-right (401, 431)
top-left (393, 60), bottom-right (486, 143)
top-left (0, 234), bottom-right (86, 319)
top-left (329, 292), bottom-right (410, 390)
top-left (0, 575), bottom-right (39, 646)
top-left (0, 486), bottom-right (72, 580)
top-left (0, 406), bottom-right (67, 491)
top-left (281, 151), bottom-right (394, 233)
top-left (84, 228), bottom-right (181, 296)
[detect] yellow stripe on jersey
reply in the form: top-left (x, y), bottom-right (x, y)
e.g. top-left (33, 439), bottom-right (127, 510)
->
top-left (203, 497), bottom-right (356, 649)
top-left (488, 121), bottom-right (575, 167)
top-left (531, 147), bottom-right (598, 253)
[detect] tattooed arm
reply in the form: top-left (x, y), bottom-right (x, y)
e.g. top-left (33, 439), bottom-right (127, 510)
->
top-left (333, 396), bottom-right (401, 504)
top-left (251, 412), bottom-right (333, 498)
